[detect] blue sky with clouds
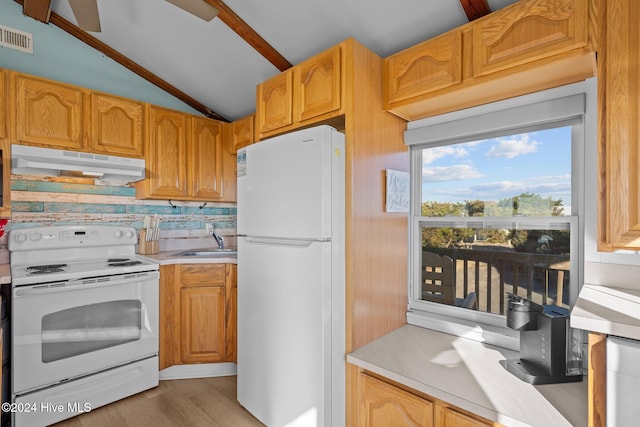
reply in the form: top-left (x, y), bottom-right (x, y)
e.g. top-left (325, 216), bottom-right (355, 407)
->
top-left (421, 126), bottom-right (572, 208)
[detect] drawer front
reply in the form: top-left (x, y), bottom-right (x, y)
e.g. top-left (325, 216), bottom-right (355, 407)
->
top-left (179, 264), bottom-right (226, 286)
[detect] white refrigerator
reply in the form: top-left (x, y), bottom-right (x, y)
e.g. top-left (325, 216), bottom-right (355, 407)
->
top-left (237, 125), bottom-right (345, 427)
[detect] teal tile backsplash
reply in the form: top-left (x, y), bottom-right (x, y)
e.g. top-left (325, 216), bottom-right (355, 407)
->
top-left (8, 177), bottom-right (237, 239)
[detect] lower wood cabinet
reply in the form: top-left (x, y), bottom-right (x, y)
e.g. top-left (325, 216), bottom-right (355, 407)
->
top-left (360, 373), bottom-right (434, 427)
top-left (358, 372), bottom-right (497, 427)
top-left (159, 263), bottom-right (237, 369)
top-left (180, 285), bottom-right (226, 363)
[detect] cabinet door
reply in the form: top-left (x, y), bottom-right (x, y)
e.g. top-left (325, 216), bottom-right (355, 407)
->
top-left (360, 373), bottom-right (433, 427)
top-left (180, 286), bottom-right (226, 363)
top-left (225, 264), bottom-right (237, 362)
top-left (472, 0), bottom-right (588, 77)
top-left (256, 69), bottom-right (293, 135)
top-left (159, 265), bottom-right (178, 370)
top-left (0, 70), bottom-right (6, 140)
top-left (146, 107), bottom-right (188, 198)
top-left (15, 74), bottom-right (84, 150)
top-left (599, 0), bottom-right (640, 249)
top-left (436, 406), bottom-right (493, 427)
top-left (231, 114), bottom-right (254, 153)
top-left (90, 93), bottom-right (144, 158)
top-left (384, 30), bottom-right (462, 105)
top-left (294, 45), bottom-right (342, 122)
top-left (189, 117), bottom-right (223, 200)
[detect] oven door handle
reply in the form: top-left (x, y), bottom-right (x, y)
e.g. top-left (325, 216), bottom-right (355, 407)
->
top-left (13, 271), bottom-right (160, 296)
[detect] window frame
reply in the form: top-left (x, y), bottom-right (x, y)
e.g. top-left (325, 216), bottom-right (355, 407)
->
top-left (405, 81), bottom-right (593, 350)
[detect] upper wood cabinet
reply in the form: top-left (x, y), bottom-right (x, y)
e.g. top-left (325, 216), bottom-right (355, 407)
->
top-left (189, 117), bottom-right (223, 200)
top-left (471, 0), bottom-right (588, 77)
top-left (256, 44), bottom-right (343, 139)
top-left (293, 45), bottom-right (342, 122)
top-left (89, 93), bottom-right (144, 157)
top-left (14, 74), bottom-right (84, 150)
top-left (137, 110), bottom-right (233, 202)
top-left (384, 31), bottom-right (462, 106)
top-left (229, 113), bottom-right (255, 153)
top-left (137, 106), bottom-right (188, 199)
top-left (598, 0), bottom-right (640, 250)
top-left (0, 141), bottom-right (11, 219)
top-left (11, 71), bottom-right (145, 157)
top-left (0, 70), bottom-right (6, 141)
top-left (384, 0), bottom-right (596, 121)
top-left (256, 69), bottom-right (293, 135)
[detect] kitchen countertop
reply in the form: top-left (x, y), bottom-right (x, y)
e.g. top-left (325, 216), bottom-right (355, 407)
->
top-left (0, 251), bottom-right (236, 283)
top-left (138, 249), bottom-right (237, 265)
top-left (347, 324), bottom-right (587, 427)
top-left (0, 264), bottom-right (10, 284)
top-left (571, 283), bottom-right (640, 340)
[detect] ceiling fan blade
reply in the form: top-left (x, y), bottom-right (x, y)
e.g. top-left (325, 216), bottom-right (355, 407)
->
top-left (68, 0), bottom-right (101, 32)
top-left (165, 0), bottom-right (219, 22)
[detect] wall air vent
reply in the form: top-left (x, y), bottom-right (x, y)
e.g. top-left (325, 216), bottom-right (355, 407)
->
top-left (0, 25), bottom-right (33, 54)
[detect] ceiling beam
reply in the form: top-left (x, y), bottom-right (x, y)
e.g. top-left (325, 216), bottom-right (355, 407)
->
top-left (16, 0), bottom-right (291, 119)
top-left (459, 0), bottom-right (491, 21)
top-left (22, 0), bottom-right (52, 24)
top-left (44, 9), bottom-right (228, 121)
top-left (205, 0), bottom-right (292, 71)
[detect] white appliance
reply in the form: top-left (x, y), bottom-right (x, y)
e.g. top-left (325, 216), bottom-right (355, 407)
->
top-left (11, 144), bottom-right (146, 182)
top-left (9, 225), bottom-right (160, 426)
top-left (237, 125), bottom-right (345, 427)
top-left (607, 336), bottom-right (640, 427)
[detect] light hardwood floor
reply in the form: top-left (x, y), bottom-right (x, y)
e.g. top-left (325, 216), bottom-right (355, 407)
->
top-left (54, 376), bottom-right (264, 427)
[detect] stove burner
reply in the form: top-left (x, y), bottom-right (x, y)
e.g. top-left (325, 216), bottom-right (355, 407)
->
top-left (28, 268), bottom-right (65, 274)
top-left (26, 264), bottom-right (68, 275)
top-left (107, 258), bottom-right (130, 262)
top-left (26, 264), bottom-right (68, 270)
top-left (108, 261), bottom-right (143, 267)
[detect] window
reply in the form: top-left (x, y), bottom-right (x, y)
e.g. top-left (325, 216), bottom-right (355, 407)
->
top-left (404, 82), bottom-right (591, 347)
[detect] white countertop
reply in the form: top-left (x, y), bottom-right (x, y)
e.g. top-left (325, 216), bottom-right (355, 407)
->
top-left (571, 283), bottom-right (640, 340)
top-left (138, 249), bottom-right (237, 265)
top-left (347, 325), bottom-right (587, 427)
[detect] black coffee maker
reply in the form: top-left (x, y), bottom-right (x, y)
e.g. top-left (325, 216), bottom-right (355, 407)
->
top-left (500, 294), bottom-right (582, 384)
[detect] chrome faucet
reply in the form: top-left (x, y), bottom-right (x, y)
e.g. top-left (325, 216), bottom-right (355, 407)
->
top-left (212, 229), bottom-right (225, 250)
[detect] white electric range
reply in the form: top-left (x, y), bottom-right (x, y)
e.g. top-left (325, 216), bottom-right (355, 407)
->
top-left (9, 224), bottom-right (160, 427)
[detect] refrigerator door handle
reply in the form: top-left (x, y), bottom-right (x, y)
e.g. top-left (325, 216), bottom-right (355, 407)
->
top-left (242, 235), bottom-right (331, 247)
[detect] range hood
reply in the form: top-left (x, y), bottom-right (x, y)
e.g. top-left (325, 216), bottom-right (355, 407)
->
top-left (11, 144), bottom-right (146, 182)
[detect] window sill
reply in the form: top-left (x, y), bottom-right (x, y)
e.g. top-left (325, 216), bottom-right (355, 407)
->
top-left (347, 324), bottom-right (587, 427)
top-left (406, 309), bottom-right (520, 351)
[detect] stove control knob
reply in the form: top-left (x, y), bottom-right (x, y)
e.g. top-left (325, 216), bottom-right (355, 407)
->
top-left (125, 230), bottom-right (135, 239)
top-left (13, 233), bottom-right (27, 244)
top-left (29, 232), bottom-right (42, 242)
top-left (114, 230), bottom-right (124, 238)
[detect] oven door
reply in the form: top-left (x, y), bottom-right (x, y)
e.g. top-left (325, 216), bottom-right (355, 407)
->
top-left (12, 271), bottom-right (159, 395)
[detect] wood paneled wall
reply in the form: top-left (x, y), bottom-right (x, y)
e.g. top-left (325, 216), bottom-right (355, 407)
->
top-left (343, 39), bottom-right (409, 427)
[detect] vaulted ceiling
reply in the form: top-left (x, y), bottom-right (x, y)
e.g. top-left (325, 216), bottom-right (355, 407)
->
top-left (18, 0), bottom-right (519, 122)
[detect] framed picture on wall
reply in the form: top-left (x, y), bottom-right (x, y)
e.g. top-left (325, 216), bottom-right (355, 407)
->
top-left (385, 169), bottom-right (409, 213)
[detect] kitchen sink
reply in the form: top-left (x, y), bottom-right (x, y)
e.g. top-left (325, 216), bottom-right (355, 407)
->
top-left (175, 248), bottom-right (237, 256)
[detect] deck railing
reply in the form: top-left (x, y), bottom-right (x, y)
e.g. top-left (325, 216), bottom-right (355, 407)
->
top-left (422, 248), bottom-right (570, 315)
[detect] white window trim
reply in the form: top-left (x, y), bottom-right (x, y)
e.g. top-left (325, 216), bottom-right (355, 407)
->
top-left (405, 80), bottom-right (595, 350)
